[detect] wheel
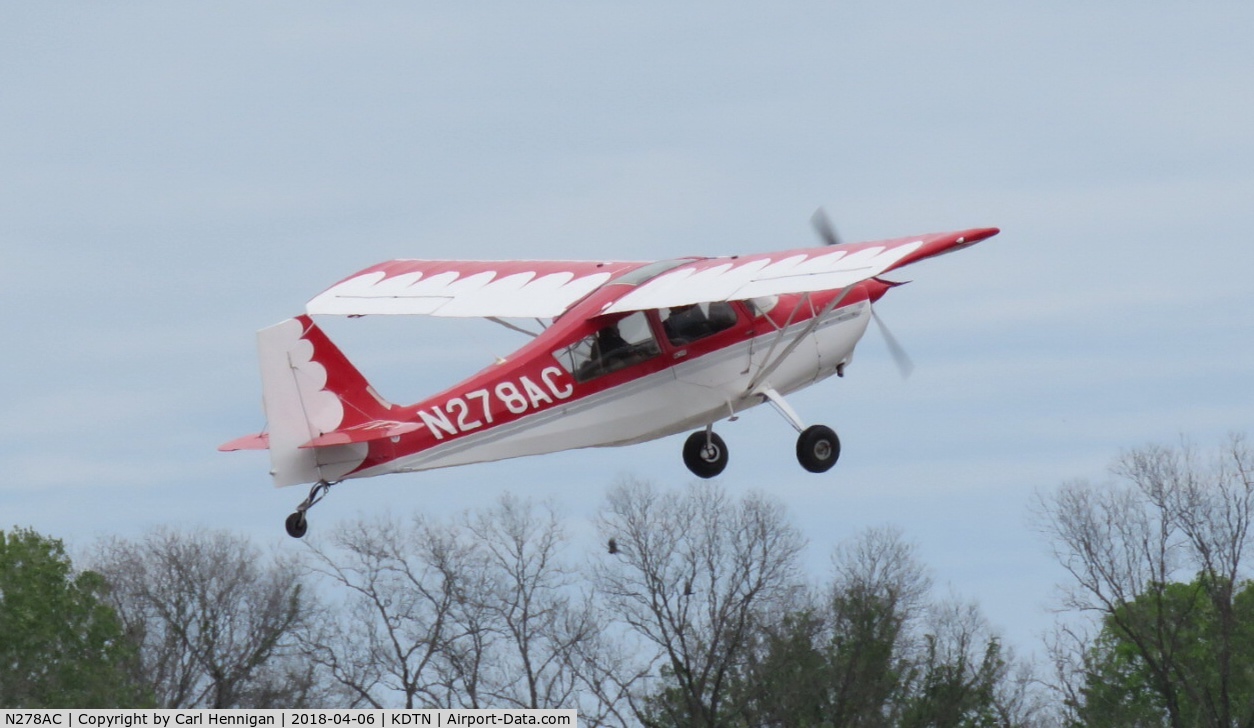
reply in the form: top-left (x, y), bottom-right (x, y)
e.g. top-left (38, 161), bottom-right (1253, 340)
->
top-left (683, 430), bottom-right (729, 478)
top-left (285, 511), bottom-right (309, 539)
top-left (796, 425), bottom-right (840, 473)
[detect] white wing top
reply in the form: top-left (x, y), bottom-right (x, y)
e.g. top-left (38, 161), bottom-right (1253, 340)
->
top-left (601, 241), bottom-right (917, 313)
top-left (305, 229), bottom-right (998, 320)
top-left (603, 228), bottom-right (999, 313)
top-left (306, 260), bottom-right (645, 318)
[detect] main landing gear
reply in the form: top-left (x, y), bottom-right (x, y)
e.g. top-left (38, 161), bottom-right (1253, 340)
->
top-left (681, 423), bottom-right (841, 478)
top-left (681, 388), bottom-right (842, 478)
top-left (683, 429), bottom-right (729, 478)
top-left (285, 480), bottom-right (335, 539)
top-left (796, 424), bottom-right (840, 473)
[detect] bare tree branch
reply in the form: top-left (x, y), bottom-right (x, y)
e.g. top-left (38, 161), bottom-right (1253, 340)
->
top-left (1034, 435), bottom-right (1254, 728)
top-left (91, 528), bottom-right (319, 708)
top-left (592, 478), bottom-right (805, 726)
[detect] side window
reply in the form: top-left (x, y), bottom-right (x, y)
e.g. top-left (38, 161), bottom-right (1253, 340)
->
top-left (552, 311), bottom-right (661, 383)
top-left (745, 295), bottom-right (778, 317)
top-left (660, 301), bottom-right (739, 345)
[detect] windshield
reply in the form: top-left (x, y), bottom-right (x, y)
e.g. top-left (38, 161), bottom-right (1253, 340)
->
top-left (609, 258), bottom-right (694, 287)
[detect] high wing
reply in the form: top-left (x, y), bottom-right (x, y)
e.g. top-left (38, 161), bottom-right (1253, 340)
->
top-left (306, 259), bottom-right (646, 318)
top-left (601, 228), bottom-right (999, 314)
top-left (304, 228), bottom-right (998, 320)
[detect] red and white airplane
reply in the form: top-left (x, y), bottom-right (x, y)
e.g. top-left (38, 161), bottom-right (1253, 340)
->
top-left (222, 215), bottom-right (998, 537)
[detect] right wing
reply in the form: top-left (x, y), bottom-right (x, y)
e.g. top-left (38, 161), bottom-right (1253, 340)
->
top-left (602, 228), bottom-right (999, 314)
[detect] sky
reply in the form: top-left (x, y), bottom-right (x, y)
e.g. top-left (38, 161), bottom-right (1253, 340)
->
top-left (3, 2), bottom-right (1252, 659)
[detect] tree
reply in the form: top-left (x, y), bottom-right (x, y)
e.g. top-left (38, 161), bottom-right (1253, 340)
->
top-left (721, 605), bottom-right (829, 726)
top-left (0, 527), bottom-right (148, 707)
top-left (1075, 577), bottom-right (1254, 727)
top-left (825, 525), bottom-right (932, 726)
top-left (463, 494), bottom-right (599, 710)
top-left (729, 525), bottom-right (930, 727)
top-left (1035, 434), bottom-right (1254, 728)
top-left (90, 527), bottom-right (319, 708)
top-left (298, 513), bottom-right (475, 708)
top-left (592, 479), bottom-right (806, 726)
top-left (301, 495), bottom-right (594, 710)
top-left (899, 600), bottom-right (1009, 728)
top-left (726, 526), bottom-right (1039, 728)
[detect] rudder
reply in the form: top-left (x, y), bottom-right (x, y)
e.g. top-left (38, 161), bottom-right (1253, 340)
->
top-left (256, 315), bottom-right (390, 487)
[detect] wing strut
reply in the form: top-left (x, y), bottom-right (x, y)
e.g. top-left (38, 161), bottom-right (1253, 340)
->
top-left (486, 317), bottom-right (544, 337)
top-left (746, 285), bottom-right (857, 394)
top-left (743, 292), bottom-right (808, 377)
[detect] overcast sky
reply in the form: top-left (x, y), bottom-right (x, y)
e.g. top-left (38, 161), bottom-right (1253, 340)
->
top-left (3, 2), bottom-right (1252, 657)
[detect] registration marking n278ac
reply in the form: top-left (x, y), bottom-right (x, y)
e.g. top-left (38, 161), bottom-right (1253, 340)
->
top-left (418, 366), bottom-right (574, 440)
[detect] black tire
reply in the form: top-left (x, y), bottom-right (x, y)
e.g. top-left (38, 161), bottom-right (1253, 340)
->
top-left (796, 425), bottom-right (840, 473)
top-left (683, 430), bottom-right (729, 478)
top-left (285, 511), bottom-right (309, 539)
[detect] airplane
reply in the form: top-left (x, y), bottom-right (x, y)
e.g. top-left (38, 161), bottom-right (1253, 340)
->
top-left (221, 214), bottom-right (999, 538)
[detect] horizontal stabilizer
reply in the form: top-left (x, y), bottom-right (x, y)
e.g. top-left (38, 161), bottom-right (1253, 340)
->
top-left (219, 433), bottom-right (269, 451)
top-left (300, 421), bottom-right (422, 448)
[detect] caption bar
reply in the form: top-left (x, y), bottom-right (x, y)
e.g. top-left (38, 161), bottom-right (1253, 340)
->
top-left (1, 711), bottom-right (577, 728)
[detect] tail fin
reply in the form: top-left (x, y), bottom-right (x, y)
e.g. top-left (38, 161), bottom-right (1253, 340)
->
top-left (254, 315), bottom-right (392, 487)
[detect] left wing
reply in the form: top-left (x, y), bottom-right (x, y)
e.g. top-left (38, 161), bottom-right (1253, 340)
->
top-left (603, 228), bottom-right (998, 314)
top-left (307, 259), bottom-right (645, 318)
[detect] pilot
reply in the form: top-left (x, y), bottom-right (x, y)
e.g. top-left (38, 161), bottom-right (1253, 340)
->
top-left (664, 304), bottom-right (708, 344)
top-left (594, 324), bottom-right (630, 368)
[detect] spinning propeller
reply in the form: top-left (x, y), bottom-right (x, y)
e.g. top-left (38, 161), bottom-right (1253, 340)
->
top-left (811, 207), bottom-right (915, 379)
top-left (870, 307), bottom-right (915, 379)
top-left (810, 207), bottom-right (842, 247)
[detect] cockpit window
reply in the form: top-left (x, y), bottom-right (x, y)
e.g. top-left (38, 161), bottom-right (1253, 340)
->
top-left (609, 259), bottom-right (693, 287)
top-left (552, 311), bottom-right (660, 382)
top-left (661, 301), bottom-right (738, 345)
top-left (745, 296), bottom-right (779, 317)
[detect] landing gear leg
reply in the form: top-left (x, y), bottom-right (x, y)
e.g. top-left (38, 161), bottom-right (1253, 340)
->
top-left (754, 386), bottom-right (842, 474)
top-left (285, 480), bottom-right (334, 539)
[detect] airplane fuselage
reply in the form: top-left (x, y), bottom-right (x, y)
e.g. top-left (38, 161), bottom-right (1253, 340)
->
top-left (343, 279), bottom-right (885, 480)
top-left (218, 224), bottom-right (1000, 537)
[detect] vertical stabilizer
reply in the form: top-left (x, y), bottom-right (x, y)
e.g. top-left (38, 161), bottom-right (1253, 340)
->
top-left (257, 316), bottom-right (385, 487)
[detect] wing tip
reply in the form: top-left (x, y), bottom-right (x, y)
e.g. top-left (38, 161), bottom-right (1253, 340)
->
top-left (962, 227), bottom-right (1001, 243)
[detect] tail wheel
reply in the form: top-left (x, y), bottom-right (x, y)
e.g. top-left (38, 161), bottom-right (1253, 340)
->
top-left (683, 430), bottom-right (729, 478)
top-left (797, 425), bottom-right (840, 473)
top-left (284, 480), bottom-right (332, 539)
top-left (285, 511), bottom-right (309, 539)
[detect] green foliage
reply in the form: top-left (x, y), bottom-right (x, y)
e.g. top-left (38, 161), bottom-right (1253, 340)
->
top-left (1076, 577), bottom-right (1254, 728)
top-left (0, 527), bottom-right (150, 708)
top-left (643, 598), bottom-right (1014, 728)
top-left (639, 539), bottom-right (1019, 727)
top-left (735, 610), bottom-right (834, 727)
top-left (899, 634), bottom-right (1005, 728)
top-left (824, 587), bottom-right (915, 726)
